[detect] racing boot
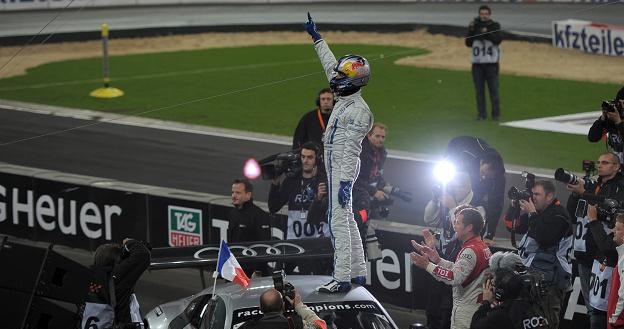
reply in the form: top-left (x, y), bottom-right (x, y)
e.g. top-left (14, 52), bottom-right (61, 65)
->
top-left (351, 276), bottom-right (366, 285)
top-left (317, 279), bottom-right (351, 293)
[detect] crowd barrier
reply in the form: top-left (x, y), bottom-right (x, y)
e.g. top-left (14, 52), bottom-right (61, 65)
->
top-left (0, 0), bottom-right (614, 11)
top-left (0, 162), bottom-right (589, 328)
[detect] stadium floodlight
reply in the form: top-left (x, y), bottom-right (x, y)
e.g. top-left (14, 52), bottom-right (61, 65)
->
top-left (244, 158), bottom-right (261, 180)
top-left (433, 160), bottom-right (456, 184)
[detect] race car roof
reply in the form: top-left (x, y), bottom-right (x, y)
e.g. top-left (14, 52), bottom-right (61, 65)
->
top-left (209, 275), bottom-right (378, 310)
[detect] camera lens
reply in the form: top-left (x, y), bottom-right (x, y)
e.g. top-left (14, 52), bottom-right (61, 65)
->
top-left (554, 168), bottom-right (578, 185)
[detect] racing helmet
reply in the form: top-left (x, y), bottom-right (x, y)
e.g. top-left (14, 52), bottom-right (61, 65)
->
top-left (329, 54), bottom-right (370, 96)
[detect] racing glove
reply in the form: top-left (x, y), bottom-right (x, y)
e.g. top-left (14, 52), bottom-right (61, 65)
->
top-left (338, 180), bottom-right (353, 208)
top-left (305, 12), bottom-right (322, 42)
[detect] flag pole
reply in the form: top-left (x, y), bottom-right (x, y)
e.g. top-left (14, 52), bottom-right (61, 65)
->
top-left (212, 240), bottom-right (223, 299)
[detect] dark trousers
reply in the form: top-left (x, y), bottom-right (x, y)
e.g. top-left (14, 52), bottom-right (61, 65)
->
top-left (471, 63), bottom-right (500, 119)
top-left (426, 279), bottom-right (453, 329)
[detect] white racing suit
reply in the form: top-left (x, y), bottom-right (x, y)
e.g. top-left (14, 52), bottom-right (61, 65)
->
top-left (425, 236), bottom-right (491, 329)
top-left (314, 39), bottom-right (373, 282)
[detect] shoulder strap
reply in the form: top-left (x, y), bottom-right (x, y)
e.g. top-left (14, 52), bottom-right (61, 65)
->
top-left (108, 274), bottom-right (116, 318)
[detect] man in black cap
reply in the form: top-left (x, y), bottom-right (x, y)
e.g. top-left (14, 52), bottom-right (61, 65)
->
top-left (588, 86), bottom-right (624, 164)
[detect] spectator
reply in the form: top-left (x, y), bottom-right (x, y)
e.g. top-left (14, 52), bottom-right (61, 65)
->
top-left (515, 180), bottom-right (573, 329)
top-left (228, 178), bottom-right (272, 276)
top-left (445, 136), bottom-right (505, 243)
top-left (411, 207), bottom-right (491, 329)
top-left (567, 152), bottom-right (624, 328)
top-left (588, 86), bottom-right (624, 164)
top-left (465, 5), bottom-right (502, 121)
top-left (81, 239), bottom-right (151, 329)
top-left (240, 287), bottom-right (326, 329)
top-left (607, 214), bottom-right (624, 329)
top-left (292, 88), bottom-right (334, 151)
top-left (268, 142), bottom-right (330, 274)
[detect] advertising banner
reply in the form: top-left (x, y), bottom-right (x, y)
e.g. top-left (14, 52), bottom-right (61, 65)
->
top-left (552, 19), bottom-right (624, 57)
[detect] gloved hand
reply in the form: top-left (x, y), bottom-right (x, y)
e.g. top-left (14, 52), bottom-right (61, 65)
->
top-left (305, 12), bottom-right (322, 42)
top-left (338, 180), bottom-right (353, 208)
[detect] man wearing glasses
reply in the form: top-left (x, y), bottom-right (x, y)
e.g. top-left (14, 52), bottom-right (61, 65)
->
top-left (567, 152), bottom-right (624, 328)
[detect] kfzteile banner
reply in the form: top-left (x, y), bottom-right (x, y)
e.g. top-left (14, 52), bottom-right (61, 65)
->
top-left (552, 19), bottom-right (624, 57)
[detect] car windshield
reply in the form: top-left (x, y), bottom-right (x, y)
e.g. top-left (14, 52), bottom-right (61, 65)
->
top-left (231, 301), bottom-right (394, 329)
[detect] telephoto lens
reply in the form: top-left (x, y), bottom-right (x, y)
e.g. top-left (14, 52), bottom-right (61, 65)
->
top-left (554, 168), bottom-right (578, 185)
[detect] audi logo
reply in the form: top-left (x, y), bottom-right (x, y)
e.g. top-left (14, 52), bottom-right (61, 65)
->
top-left (193, 242), bottom-right (306, 260)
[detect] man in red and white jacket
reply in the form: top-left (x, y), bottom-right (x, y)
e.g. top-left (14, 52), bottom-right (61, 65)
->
top-left (411, 206), bottom-right (492, 329)
top-left (608, 214), bottom-right (624, 329)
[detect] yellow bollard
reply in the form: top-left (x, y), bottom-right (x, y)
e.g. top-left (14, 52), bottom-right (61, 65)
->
top-left (90, 23), bottom-right (124, 98)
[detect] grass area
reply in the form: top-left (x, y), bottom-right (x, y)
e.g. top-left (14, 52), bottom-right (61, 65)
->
top-left (0, 44), bottom-right (617, 171)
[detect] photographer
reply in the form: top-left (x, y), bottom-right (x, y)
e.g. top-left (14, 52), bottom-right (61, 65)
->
top-left (515, 180), bottom-right (572, 329)
top-left (465, 5), bottom-right (502, 121)
top-left (82, 239), bottom-right (151, 329)
top-left (470, 268), bottom-right (548, 329)
top-left (268, 142), bottom-right (330, 274)
top-left (588, 87), bottom-right (624, 163)
top-left (240, 287), bottom-right (326, 329)
top-left (445, 136), bottom-right (506, 243)
top-left (567, 152), bottom-right (624, 328)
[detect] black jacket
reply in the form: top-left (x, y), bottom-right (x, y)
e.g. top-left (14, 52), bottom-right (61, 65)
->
top-left (84, 240), bottom-right (151, 324)
top-left (240, 312), bottom-right (303, 329)
top-left (588, 117), bottom-right (624, 152)
top-left (292, 109), bottom-right (330, 150)
top-left (268, 174), bottom-right (326, 214)
top-left (353, 138), bottom-right (388, 197)
top-left (445, 136), bottom-right (506, 239)
top-left (515, 199), bottom-right (572, 250)
top-left (228, 200), bottom-right (271, 243)
top-left (471, 300), bottom-right (548, 329)
top-left (567, 173), bottom-right (624, 265)
top-left (465, 18), bottom-right (503, 47)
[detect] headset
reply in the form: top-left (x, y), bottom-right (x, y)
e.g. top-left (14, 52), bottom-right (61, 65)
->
top-left (315, 88), bottom-right (336, 108)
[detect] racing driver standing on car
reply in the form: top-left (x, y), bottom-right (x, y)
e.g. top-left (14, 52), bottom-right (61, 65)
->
top-left (305, 13), bottom-right (374, 293)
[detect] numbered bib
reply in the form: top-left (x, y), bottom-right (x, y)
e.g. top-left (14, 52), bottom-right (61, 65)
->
top-left (589, 259), bottom-right (613, 311)
top-left (286, 212), bottom-right (328, 239)
top-left (574, 216), bottom-right (589, 253)
top-left (471, 39), bottom-right (500, 64)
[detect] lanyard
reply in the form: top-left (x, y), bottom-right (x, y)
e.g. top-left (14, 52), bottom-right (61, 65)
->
top-left (316, 109), bottom-right (326, 132)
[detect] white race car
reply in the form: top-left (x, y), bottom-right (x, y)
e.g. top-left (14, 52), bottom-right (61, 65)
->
top-left (144, 275), bottom-right (399, 329)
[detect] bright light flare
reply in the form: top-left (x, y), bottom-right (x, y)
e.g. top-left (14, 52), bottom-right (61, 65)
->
top-left (243, 158), bottom-right (261, 180)
top-left (433, 160), bottom-right (456, 184)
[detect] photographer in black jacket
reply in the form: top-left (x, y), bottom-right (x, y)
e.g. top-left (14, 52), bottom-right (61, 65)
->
top-left (567, 152), bottom-right (624, 329)
top-left (515, 180), bottom-right (572, 329)
top-left (588, 87), bottom-right (624, 163)
top-left (82, 239), bottom-right (151, 329)
top-left (268, 142), bottom-right (330, 274)
top-left (465, 5), bottom-right (503, 121)
top-left (240, 287), bottom-right (325, 329)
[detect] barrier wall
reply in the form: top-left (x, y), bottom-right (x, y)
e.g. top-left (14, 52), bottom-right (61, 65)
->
top-left (0, 162), bottom-right (588, 328)
top-left (552, 19), bottom-right (624, 57)
top-left (0, 0), bottom-right (614, 11)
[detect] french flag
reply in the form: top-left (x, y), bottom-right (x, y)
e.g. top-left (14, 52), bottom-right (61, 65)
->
top-left (217, 240), bottom-right (250, 288)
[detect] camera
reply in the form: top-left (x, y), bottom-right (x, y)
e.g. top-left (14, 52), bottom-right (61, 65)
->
top-left (554, 168), bottom-right (580, 185)
top-left (272, 270), bottom-right (296, 310)
top-left (382, 184), bottom-right (413, 203)
top-left (507, 171), bottom-right (535, 202)
top-left (371, 184), bottom-right (413, 218)
top-left (576, 193), bottom-right (623, 223)
top-left (602, 100), bottom-right (621, 113)
top-left (258, 151), bottom-right (301, 180)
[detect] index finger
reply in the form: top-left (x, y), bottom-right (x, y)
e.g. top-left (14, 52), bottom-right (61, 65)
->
top-left (411, 240), bottom-right (424, 252)
top-left (307, 12), bottom-right (312, 22)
